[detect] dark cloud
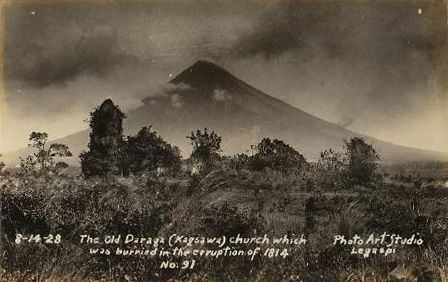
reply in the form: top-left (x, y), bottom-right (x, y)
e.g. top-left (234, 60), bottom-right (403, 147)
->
top-left (229, 0), bottom-right (447, 116)
top-left (6, 34), bottom-right (137, 88)
top-left (233, 2), bottom-right (306, 58)
top-left (4, 4), bottom-right (141, 88)
top-left (2, 1), bottom-right (447, 153)
top-left (231, 0), bottom-right (446, 70)
top-left (231, 1), bottom-right (336, 58)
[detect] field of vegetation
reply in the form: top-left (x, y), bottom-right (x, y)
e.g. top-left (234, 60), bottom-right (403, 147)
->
top-left (1, 99), bottom-right (447, 281)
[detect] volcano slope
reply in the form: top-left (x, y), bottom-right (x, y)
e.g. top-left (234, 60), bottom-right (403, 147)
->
top-left (2, 60), bottom-right (445, 166)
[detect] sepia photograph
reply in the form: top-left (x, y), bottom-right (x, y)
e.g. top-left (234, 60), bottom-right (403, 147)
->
top-left (0, 0), bottom-right (447, 281)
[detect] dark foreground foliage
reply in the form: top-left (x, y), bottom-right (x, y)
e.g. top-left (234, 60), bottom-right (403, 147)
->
top-left (1, 160), bottom-right (448, 281)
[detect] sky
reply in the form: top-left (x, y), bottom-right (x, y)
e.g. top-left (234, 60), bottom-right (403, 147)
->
top-left (1, 0), bottom-right (447, 153)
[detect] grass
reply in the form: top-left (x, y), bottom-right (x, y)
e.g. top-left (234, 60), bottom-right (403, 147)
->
top-left (1, 161), bottom-right (447, 281)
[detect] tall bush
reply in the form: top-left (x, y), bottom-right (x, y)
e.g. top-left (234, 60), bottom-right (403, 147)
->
top-left (187, 128), bottom-right (222, 170)
top-left (248, 138), bottom-right (307, 173)
top-left (126, 126), bottom-right (181, 174)
top-left (343, 137), bottom-right (380, 185)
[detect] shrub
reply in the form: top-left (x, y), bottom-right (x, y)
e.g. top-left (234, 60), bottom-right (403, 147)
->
top-left (343, 137), bottom-right (380, 185)
top-left (316, 149), bottom-right (345, 189)
top-left (248, 138), bottom-right (308, 173)
top-left (126, 126), bottom-right (181, 175)
top-left (187, 128), bottom-right (222, 171)
top-left (223, 153), bottom-right (250, 170)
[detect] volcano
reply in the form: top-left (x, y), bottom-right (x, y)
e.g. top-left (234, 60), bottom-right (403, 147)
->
top-left (3, 60), bottom-right (445, 165)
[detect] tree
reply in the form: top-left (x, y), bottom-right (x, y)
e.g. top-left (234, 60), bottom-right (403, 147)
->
top-left (248, 138), bottom-right (307, 173)
top-left (80, 99), bottom-right (126, 178)
top-left (318, 149), bottom-right (344, 172)
top-left (187, 128), bottom-right (222, 168)
top-left (343, 137), bottom-right (380, 185)
top-left (126, 126), bottom-right (181, 174)
top-left (19, 131), bottom-right (72, 173)
top-left (316, 149), bottom-right (344, 188)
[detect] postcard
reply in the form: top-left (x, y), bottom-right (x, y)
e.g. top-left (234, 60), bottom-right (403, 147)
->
top-left (1, 1), bottom-right (447, 281)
